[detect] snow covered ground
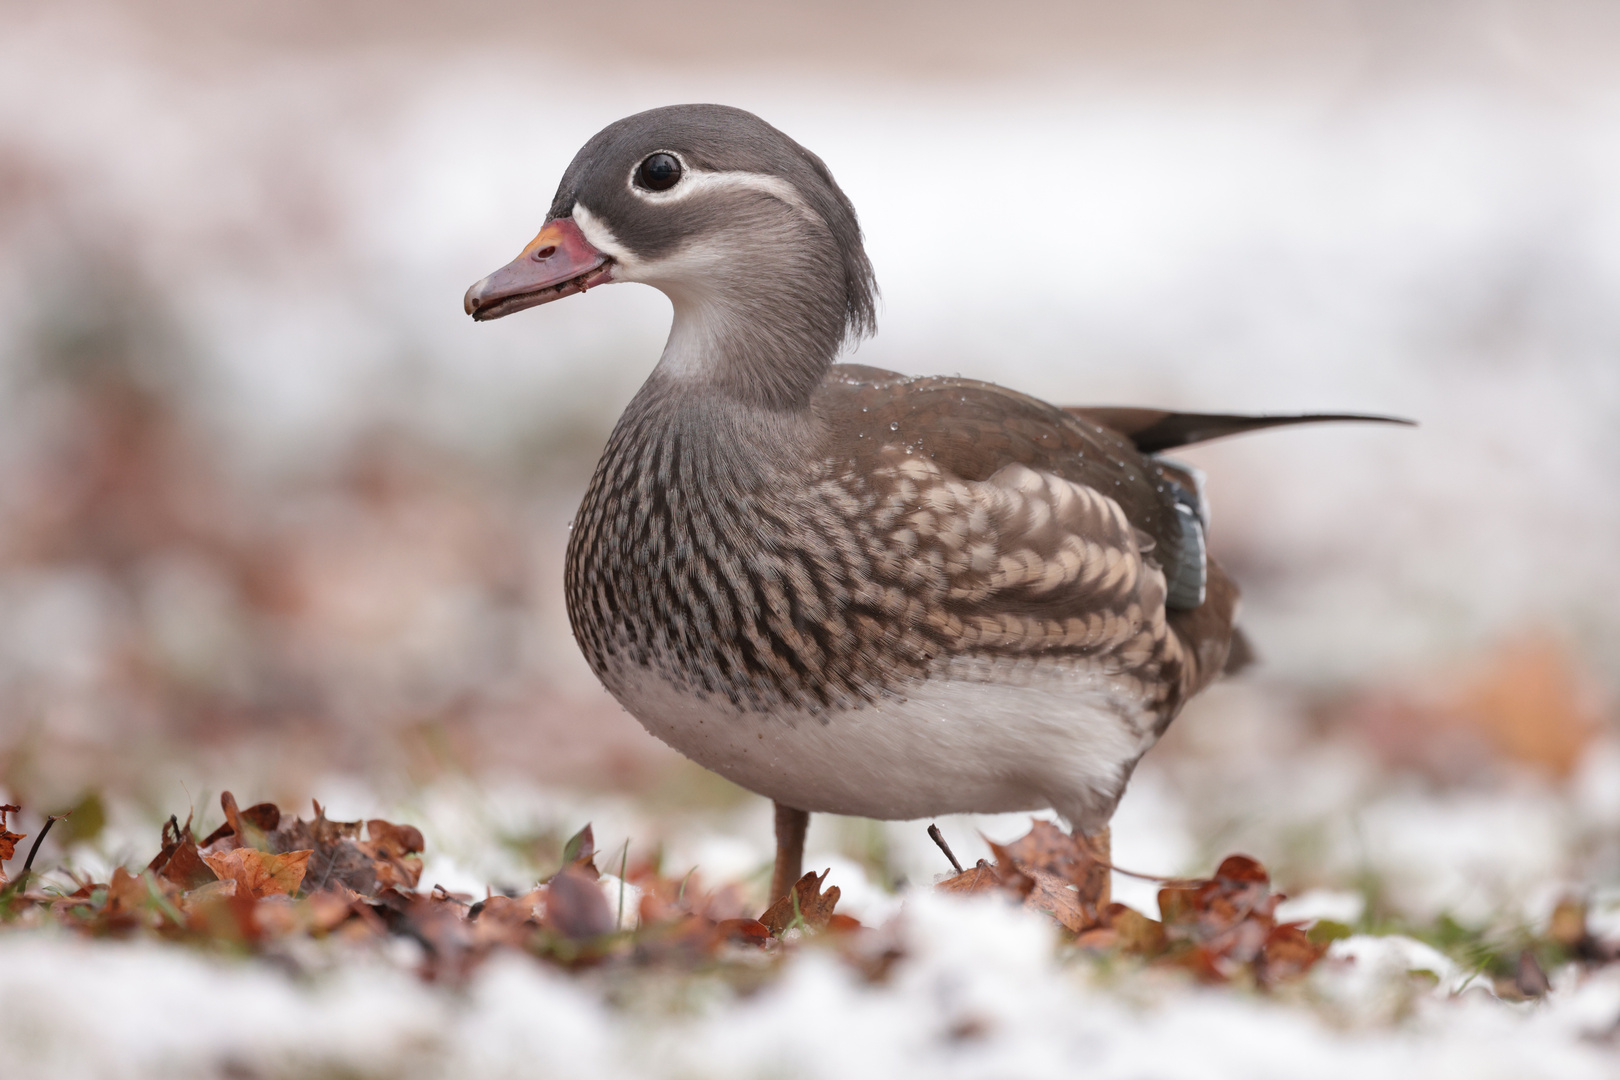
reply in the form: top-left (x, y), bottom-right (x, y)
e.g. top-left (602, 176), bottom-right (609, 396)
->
top-left (7, 701), bottom-right (1620, 1080)
top-left (6, 901), bottom-right (1620, 1080)
top-left (10, 639), bottom-right (1616, 1079)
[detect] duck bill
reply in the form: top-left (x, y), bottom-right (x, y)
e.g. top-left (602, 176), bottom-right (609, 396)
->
top-left (464, 217), bottom-right (613, 321)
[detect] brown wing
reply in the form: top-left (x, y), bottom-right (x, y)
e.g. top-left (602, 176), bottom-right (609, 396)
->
top-left (819, 365), bottom-right (1189, 562)
top-left (813, 365), bottom-right (1239, 707)
top-left (1066, 407), bottom-right (1415, 454)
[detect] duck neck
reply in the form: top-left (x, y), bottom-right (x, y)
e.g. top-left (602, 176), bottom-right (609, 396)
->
top-left (649, 236), bottom-right (848, 414)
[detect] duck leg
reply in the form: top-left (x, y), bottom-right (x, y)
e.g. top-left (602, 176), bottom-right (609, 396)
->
top-left (770, 802), bottom-right (809, 901)
top-left (1081, 825), bottom-right (1111, 909)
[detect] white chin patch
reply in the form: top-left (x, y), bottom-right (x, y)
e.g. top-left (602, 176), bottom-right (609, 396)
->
top-left (571, 203), bottom-right (635, 268)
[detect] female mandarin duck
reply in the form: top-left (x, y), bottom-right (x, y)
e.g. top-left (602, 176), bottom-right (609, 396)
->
top-left (465, 104), bottom-right (1403, 900)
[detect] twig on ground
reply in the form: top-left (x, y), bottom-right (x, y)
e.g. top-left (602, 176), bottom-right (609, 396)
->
top-left (20, 812), bottom-right (69, 881)
top-left (928, 823), bottom-right (964, 874)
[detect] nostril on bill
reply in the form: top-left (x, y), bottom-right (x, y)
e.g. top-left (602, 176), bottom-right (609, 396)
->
top-left (533, 245), bottom-right (557, 261)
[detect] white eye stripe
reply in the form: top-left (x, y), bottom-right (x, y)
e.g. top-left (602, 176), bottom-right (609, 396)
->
top-left (626, 154), bottom-right (815, 221)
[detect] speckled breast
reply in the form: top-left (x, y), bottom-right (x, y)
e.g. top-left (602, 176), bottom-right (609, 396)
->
top-left (564, 401), bottom-right (1198, 732)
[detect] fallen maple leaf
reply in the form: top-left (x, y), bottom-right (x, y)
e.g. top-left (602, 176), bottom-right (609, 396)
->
top-left (1024, 869), bottom-right (1091, 932)
top-left (988, 838), bottom-right (1095, 931)
top-left (1000, 820), bottom-right (1110, 905)
top-left (1159, 855), bottom-right (1275, 948)
top-left (761, 870), bottom-right (842, 935)
top-left (937, 859), bottom-right (1020, 896)
top-left (936, 828), bottom-right (1098, 931)
top-left (202, 847), bottom-right (311, 899)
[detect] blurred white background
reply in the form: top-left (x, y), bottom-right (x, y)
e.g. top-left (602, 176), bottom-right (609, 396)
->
top-left (0, 0), bottom-right (1615, 805)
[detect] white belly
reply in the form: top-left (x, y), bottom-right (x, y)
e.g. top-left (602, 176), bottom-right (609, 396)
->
top-left (608, 657), bottom-right (1160, 833)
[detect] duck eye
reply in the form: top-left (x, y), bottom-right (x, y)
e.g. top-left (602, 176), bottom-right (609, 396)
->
top-left (636, 153), bottom-right (682, 192)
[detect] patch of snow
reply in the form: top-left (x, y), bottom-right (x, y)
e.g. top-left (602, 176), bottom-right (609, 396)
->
top-left (6, 892), bottom-right (1620, 1080)
top-left (1276, 889), bottom-right (1366, 926)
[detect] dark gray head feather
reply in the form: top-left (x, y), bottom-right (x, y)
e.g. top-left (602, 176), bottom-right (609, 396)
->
top-left (547, 104), bottom-right (878, 350)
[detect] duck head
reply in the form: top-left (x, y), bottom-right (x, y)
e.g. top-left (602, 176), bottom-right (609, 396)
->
top-left (465, 104), bottom-right (877, 410)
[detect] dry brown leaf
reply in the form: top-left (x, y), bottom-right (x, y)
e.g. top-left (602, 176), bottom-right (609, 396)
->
top-left (1550, 897), bottom-right (1588, 948)
top-left (545, 866), bottom-right (614, 941)
top-left (181, 878), bottom-right (238, 906)
top-left (308, 801), bottom-right (364, 847)
top-left (935, 865), bottom-right (982, 894)
top-left (347, 819), bottom-right (426, 894)
top-left (366, 819), bottom-right (425, 859)
top-left (716, 918), bottom-right (773, 946)
top-left (300, 890), bottom-right (356, 934)
top-left (1022, 867), bottom-right (1091, 932)
top-left (937, 860), bottom-right (1010, 896)
top-left (1103, 903), bottom-right (1168, 955)
top-left (153, 837), bottom-right (218, 891)
top-left (240, 801), bottom-right (282, 834)
top-left (1072, 925), bottom-right (1119, 951)
top-left (760, 870), bottom-right (842, 935)
top-left (0, 802), bottom-right (25, 885)
top-left (1257, 923), bottom-right (1328, 984)
top-left (105, 866), bottom-right (152, 920)
top-left (183, 881), bottom-right (260, 942)
top-left (1148, 853), bottom-right (1329, 982)
top-left (1160, 856), bottom-right (1273, 943)
top-left (470, 891), bottom-right (543, 948)
top-left (942, 854), bottom-right (1038, 903)
top-left (371, 854), bottom-right (424, 892)
top-left (270, 804), bottom-right (384, 896)
top-left (403, 895), bottom-right (477, 980)
top-left (0, 834), bottom-right (22, 886)
top-left (1000, 820), bottom-right (1109, 898)
top-left (477, 891), bottom-right (543, 924)
top-left (306, 836), bottom-right (380, 896)
top-left (0, 789), bottom-right (1354, 991)
top-left (202, 847), bottom-right (311, 899)
top-left (199, 792), bottom-right (282, 852)
top-left (202, 792), bottom-right (243, 850)
top-left (253, 895), bottom-right (300, 937)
